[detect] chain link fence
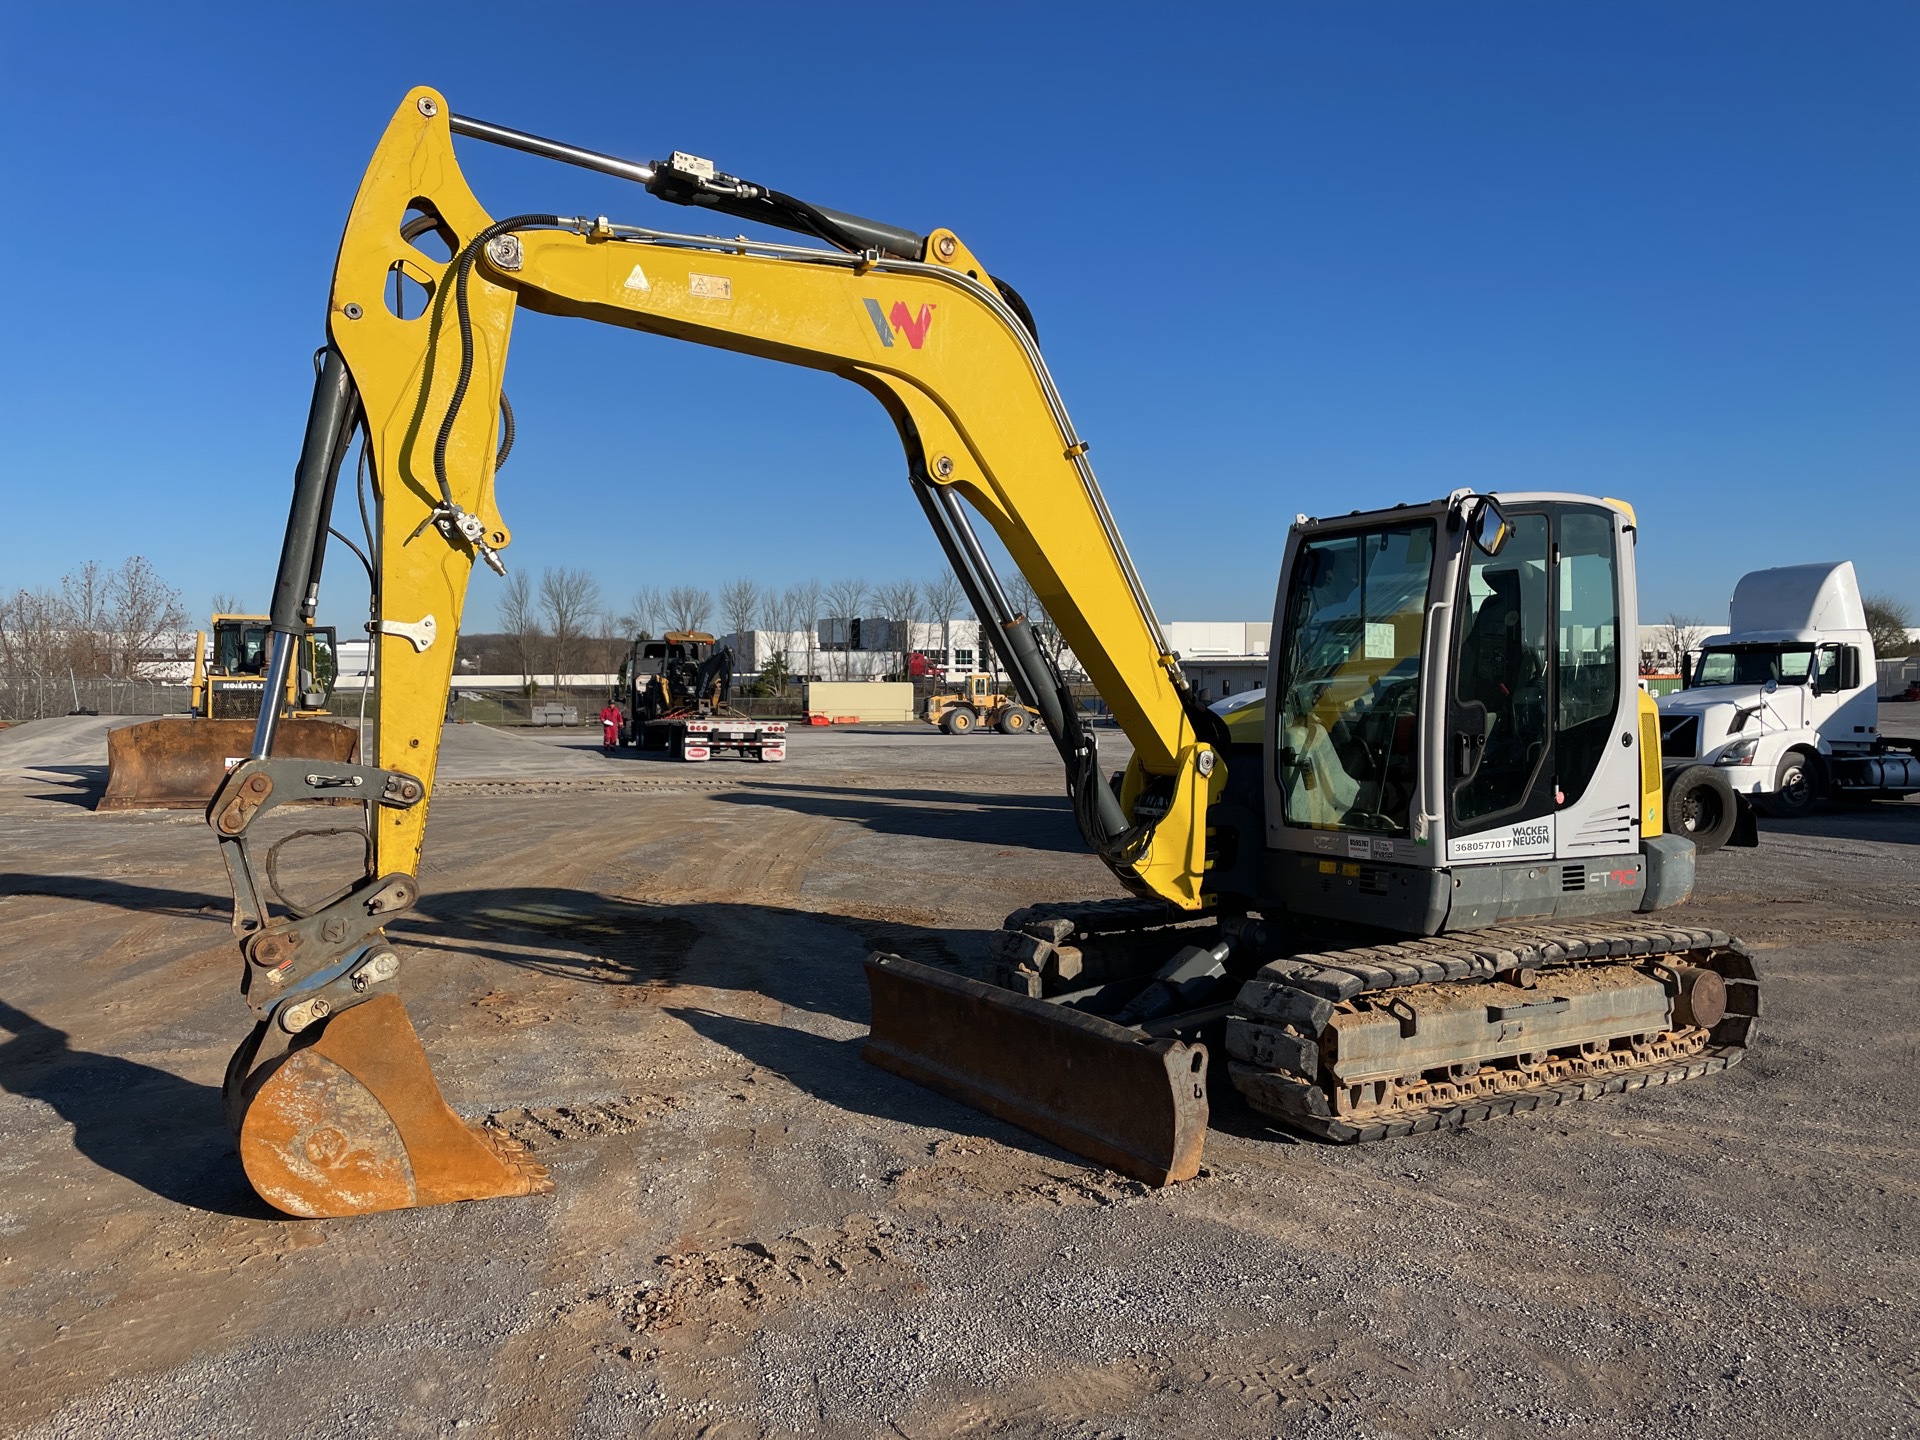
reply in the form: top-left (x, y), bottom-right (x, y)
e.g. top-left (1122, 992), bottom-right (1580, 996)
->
top-left (0, 675), bottom-right (192, 722)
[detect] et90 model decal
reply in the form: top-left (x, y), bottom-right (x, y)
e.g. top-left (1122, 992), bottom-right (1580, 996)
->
top-left (1446, 816), bottom-right (1555, 863)
top-left (863, 299), bottom-right (937, 349)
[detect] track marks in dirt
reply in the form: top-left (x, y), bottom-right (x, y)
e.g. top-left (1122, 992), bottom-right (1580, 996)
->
top-left (900, 1357), bottom-right (1163, 1438)
top-left (887, 1137), bottom-right (1159, 1213)
top-left (584, 1214), bottom-right (957, 1358)
top-left (898, 1343), bottom-right (1395, 1438)
top-left (1167, 1345), bottom-right (1392, 1422)
top-left (485, 1094), bottom-right (682, 1151)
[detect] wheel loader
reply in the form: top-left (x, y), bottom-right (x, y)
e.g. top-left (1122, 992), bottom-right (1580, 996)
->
top-left (925, 672), bottom-right (1035, 735)
top-left (98, 615), bottom-right (355, 811)
top-left (206, 89), bottom-right (1759, 1217)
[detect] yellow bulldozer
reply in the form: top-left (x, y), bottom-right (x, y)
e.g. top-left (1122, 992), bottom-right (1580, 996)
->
top-left (99, 616), bottom-right (356, 811)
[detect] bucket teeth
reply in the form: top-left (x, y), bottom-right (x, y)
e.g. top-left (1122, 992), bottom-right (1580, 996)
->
top-left (231, 994), bottom-right (551, 1218)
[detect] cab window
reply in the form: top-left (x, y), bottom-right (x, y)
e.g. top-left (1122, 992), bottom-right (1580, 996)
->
top-left (1453, 513), bottom-right (1551, 823)
top-left (1274, 523), bottom-right (1434, 836)
top-left (1554, 510), bottom-right (1619, 807)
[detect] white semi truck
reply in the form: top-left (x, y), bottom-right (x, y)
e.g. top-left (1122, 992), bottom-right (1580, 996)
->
top-left (1658, 561), bottom-right (1920, 839)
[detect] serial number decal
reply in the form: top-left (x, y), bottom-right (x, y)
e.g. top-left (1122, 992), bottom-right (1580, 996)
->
top-left (1447, 817), bottom-right (1556, 862)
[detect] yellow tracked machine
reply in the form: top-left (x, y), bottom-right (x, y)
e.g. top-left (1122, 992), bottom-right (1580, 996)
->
top-left (207, 90), bottom-right (1759, 1216)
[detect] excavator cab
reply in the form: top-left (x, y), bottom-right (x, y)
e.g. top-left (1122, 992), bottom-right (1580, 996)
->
top-left (1258, 491), bottom-right (1685, 933)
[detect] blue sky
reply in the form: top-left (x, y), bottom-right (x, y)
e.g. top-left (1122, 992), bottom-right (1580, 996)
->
top-left (2, 3), bottom-right (1913, 634)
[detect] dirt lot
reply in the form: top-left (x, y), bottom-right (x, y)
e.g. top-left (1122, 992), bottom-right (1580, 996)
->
top-left (1, 713), bottom-right (1916, 1439)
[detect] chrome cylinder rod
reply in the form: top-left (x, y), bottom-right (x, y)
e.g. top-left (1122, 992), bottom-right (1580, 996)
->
top-left (451, 113), bottom-right (657, 187)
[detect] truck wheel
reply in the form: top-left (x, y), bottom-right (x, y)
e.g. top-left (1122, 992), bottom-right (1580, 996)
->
top-left (941, 706), bottom-right (977, 735)
top-left (1761, 749), bottom-right (1820, 818)
top-left (1667, 765), bottom-right (1739, 853)
top-left (996, 706), bottom-right (1031, 735)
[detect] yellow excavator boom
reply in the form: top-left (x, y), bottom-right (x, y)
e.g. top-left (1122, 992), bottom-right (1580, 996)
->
top-left (210, 88), bottom-right (1226, 1215)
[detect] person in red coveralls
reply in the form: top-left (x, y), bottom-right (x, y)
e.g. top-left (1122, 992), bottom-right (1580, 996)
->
top-left (599, 700), bottom-right (623, 753)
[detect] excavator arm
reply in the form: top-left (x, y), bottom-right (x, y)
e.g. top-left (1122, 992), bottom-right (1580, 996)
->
top-left (211, 88), bottom-right (1221, 1216)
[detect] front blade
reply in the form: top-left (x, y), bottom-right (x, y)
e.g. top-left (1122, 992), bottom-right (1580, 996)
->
top-left (863, 953), bottom-right (1208, 1186)
top-left (234, 994), bottom-right (551, 1217)
top-left (100, 717), bottom-right (357, 811)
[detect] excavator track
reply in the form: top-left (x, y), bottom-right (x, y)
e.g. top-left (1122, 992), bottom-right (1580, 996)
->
top-left (1227, 919), bottom-right (1760, 1142)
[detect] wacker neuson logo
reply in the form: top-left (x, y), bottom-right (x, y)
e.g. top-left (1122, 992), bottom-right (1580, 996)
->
top-left (863, 299), bottom-right (936, 349)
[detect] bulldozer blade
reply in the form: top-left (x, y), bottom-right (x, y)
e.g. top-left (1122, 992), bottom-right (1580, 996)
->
top-left (233, 993), bottom-right (552, 1218)
top-left (863, 953), bottom-right (1208, 1187)
top-left (99, 717), bottom-right (357, 811)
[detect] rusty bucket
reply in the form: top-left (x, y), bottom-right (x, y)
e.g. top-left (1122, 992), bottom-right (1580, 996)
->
top-left (99, 717), bottom-right (358, 811)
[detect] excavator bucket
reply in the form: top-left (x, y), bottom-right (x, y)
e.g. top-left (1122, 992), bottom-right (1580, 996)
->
top-left (863, 954), bottom-right (1209, 1186)
top-left (230, 994), bottom-right (552, 1218)
top-left (99, 717), bottom-right (357, 811)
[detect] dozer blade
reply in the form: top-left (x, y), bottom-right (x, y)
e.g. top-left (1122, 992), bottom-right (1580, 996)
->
top-left (863, 953), bottom-right (1208, 1186)
top-left (231, 993), bottom-right (551, 1218)
top-left (99, 717), bottom-right (357, 811)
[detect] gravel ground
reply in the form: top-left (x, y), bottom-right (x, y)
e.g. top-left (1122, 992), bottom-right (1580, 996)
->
top-left (0, 713), bottom-right (1915, 1439)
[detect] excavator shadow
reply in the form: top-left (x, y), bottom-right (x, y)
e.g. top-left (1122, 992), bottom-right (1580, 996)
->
top-left (665, 1006), bottom-right (1092, 1164)
top-left (400, 886), bottom-right (1095, 1167)
top-left (710, 784), bottom-right (1085, 852)
top-left (0, 999), bottom-right (273, 1218)
top-left (401, 886), bottom-right (975, 1028)
top-left (0, 872), bottom-right (227, 919)
top-left (16, 763), bottom-right (108, 808)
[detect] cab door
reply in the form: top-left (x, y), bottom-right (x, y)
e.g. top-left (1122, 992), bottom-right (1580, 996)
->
top-left (1445, 504), bottom-right (1626, 863)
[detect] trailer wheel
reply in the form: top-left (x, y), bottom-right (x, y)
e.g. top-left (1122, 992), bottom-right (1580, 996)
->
top-left (1667, 765), bottom-right (1739, 853)
top-left (941, 706), bottom-right (977, 735)
top-left (1760, 749), bottom-right (1820, 818)
top-left (996, 706), bottom-right (1031, 735)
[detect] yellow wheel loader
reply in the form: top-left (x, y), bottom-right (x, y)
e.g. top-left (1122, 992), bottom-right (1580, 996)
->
top-left (207, 89), bottom-right (1759, 1217)
top-left (99, 616), bottom-right (356, 811)
top-left (926, 672), bottom-right (1035, 735)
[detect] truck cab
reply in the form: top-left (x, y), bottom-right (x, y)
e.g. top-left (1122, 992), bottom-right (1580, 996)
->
top-left (1657, 562), bottom-right (1913, 814)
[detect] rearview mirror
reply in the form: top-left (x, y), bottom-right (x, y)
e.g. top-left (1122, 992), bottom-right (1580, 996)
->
top-left (1466, 497), bottom-right (1512, 557)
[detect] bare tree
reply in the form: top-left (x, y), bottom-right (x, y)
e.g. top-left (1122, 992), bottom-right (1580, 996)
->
top-left (0, 585), bottom-right (64, 720)
top-left (757, 587), bottom-right (798, 683)
top-left (719, 577), bottom-right (760, 645)
top-left (499, 570), bottom-right (543, 688)
top-left (539, 568), bottom-right (602, 684)
top-left (822, 577), bottom-right (869, 679)
top-left (789, 580), bottom-right (822, 683)
top-left (621, 584), bottom-right (663, 640)
top-left (664, 584), bottom-right (712, 633)
top-left (210, 592), bottom-right (246, 616)
top-left (1863, 594), bottom-right (1914, 659)
top-left (874, 578), bottom-right (922, 680)
top-left (1653, 613), bottom-right (1707, 676)
top-left (924, 569), bottom-right (966, 675)
top-left (49, 561), bottom-right (110, 676)
top-left (107, 557), bottom-right (186, 678)
top-left (0, 555), bottom-right (186, 718)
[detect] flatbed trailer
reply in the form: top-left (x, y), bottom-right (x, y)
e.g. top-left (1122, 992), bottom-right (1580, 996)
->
top-left (636, 709), bottom-right (786, 762)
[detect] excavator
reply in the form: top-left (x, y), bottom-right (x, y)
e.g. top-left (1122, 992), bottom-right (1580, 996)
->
top-left (209, 89), bottom-right (1760, 1217)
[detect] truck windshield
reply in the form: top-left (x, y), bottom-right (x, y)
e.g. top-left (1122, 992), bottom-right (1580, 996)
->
top-left (1274, 522), bottom-right (1435, 835)
top-left (1691, 645), bottom-right (1812, 688)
